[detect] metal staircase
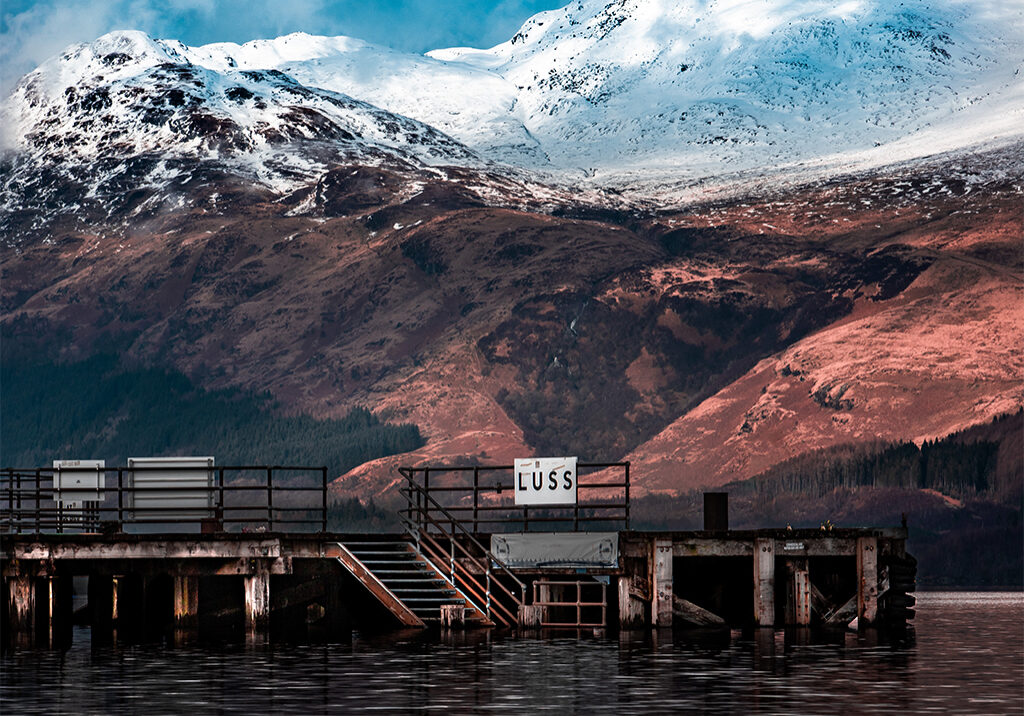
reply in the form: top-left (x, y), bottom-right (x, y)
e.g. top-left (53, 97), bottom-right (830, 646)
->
top-left (343, 539), bottom-right (491, 625)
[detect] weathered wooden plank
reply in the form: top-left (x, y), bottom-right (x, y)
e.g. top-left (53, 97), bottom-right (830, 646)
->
top-left (857, 537), bottom-right (878, 626)
top-left (173, 576), bottom-right (199, 629)
top-left (243, 562), bottom-right (270, 636)
top-left (673, 540), bottom-right (753, 557)
top-left (440, 604), bottom-right (465, 629)
top-left (518, 604), bottom-right (542, 628)
top-left (672, 595), bottom-right (726, 626)
top-left (6, 575), bottom-right (35, 642)
top-left (324, 542), bottom-right (424, 628)
top-left (7, 539), bottom-right (281, 561)
top-left (618, 576), bottom-right (646, 629)
top-left (753, 538), bottom-right (775, 627)
top-left (790, 560), bottom-right (811, 626)
top-left (652, 538), bottom-right (673, 627)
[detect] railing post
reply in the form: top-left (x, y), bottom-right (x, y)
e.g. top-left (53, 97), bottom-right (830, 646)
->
top-left (6, 468), bottom-right (14, 533)
top-left (218, 468), bottom-right (225, 528)
top-left (450, 519), bottom-right (456, 584)
top-left (117, 468), bottom-right (124, 530)
top-left (267, 467), bottom-right (274, 532)
top-left (321, 467), bottom-right (328, 533)
top-left (473, 466), bottom-right (479, 534)
top-left (16, 470), bottom-right (22, 533)
top-left (624, 462), bottom-right (631, 530)
top-left (423, 468), bottom-right (430, 532)
top-left (486, 564), bottom-right (492, 617)
top-left (35, 468), bottom-right (41, 534)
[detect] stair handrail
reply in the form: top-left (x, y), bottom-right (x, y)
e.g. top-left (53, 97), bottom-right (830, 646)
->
top-left (398, 467), bottom-right (526, 619)
top-left (396, 511), bottom-right (506, 626)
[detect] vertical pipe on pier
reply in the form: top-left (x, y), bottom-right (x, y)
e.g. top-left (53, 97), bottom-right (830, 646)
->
top-left (652, 538), bottom-right (673, 627)
top-left (857, 537), bottom-right (878, 627)
top-left (753, 538), bottom-right (775, 627)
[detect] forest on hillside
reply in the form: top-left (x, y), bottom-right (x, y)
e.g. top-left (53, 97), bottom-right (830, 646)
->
top-left (0, 354), bottom-right (423, 479)
top-left (631, 410), bottom-right (1023, 586)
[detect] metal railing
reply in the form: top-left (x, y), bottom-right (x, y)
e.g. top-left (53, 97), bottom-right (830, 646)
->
top-left (0, 465), bottom-right (328, 534)
top-left (398, 467), bottom-right (526, 628)
top-left (532, 580), bottom-right (608, 628)
top-left (400, 462), bottom-right (630, 534)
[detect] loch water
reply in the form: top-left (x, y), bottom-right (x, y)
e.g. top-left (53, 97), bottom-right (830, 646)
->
top-left (2, 591), bottom-right (1022, 715)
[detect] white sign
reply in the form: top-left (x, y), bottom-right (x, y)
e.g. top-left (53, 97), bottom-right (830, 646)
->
top-left (53, 459), bottom-right (105, 508)
top-left (514, 457), bottom-right (577, 506)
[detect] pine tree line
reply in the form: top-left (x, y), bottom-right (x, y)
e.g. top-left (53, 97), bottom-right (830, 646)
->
top-left (0, 354), bottom-right (424, 478)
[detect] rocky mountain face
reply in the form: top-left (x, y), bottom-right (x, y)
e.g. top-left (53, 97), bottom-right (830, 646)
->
top-left (1, 0), bottom-right (1021, 501)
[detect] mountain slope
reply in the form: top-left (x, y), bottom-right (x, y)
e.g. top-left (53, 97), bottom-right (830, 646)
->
top-left (433, 0), bottom-right (1024, 180)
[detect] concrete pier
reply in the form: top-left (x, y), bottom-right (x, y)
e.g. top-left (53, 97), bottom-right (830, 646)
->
top-left (2, 527), bottom-right (914, 644)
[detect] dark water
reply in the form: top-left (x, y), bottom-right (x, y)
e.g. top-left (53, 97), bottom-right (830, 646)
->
top-left (3, 592), bottom-right (1022, 715)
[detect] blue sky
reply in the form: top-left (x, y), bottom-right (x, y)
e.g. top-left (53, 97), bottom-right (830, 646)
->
top-left (1, 0), bottom-right (565, 93)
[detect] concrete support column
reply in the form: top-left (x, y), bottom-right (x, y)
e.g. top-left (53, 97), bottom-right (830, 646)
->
top-left (753, 538), bottom-right (775, 627)
top-left (7, 575), bottom-right (36, 645)
top-left (244, 561), bottom-right (270, 637)
top-left (857, 537), bottom-right (878, 626)
top-left (652, 538), bottom-right (673, 627)
top-left (173, 576), bottom-right (199, 630)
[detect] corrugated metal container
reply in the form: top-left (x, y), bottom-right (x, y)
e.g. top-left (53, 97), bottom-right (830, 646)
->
top-left (127, 456), bottom-right (214, 522)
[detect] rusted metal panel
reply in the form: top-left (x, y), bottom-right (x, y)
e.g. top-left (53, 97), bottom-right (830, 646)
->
top-left (324, 542), bottom-right (424, 628)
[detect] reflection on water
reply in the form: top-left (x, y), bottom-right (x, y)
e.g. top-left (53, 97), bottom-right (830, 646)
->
top-left (2, 593), bottom-right (1021, 715)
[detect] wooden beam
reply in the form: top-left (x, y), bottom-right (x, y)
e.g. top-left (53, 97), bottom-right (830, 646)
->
top-left (673, 540), bottom-right (752, 557)
top-left (6, 576), bottom-right (35, 645)
top-left (788, 559), bottom-right (811, 626)
top-left (617, 576), bottom-right (646, 629)
top-left (244, 561), bottom-right (270, 637)
top-left (672, 595), bottom-right (726, 626)
top-left (8, 539), bottom-right (281, 561)
top-left (652, 538), bottom-right (673, 627)
top-left (173, 576), bottom-right (199, 629)
top-left (857, 537), bottom-right (878, 626)
top-left (753, 538), bottom-right (775, 627)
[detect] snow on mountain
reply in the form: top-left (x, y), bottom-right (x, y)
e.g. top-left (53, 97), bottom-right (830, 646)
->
top-left (0, 30), bottom-right (479, 205)
top-left (168, 33), bottom-right (543, 167)
top-left (2, 0), bottom-right (1022, 205)
top-left (432, 0), bottom-right (1024, 181)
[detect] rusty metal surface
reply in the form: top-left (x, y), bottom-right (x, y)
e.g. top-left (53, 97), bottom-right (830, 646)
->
top-left (324, 542), bottom-right (425, 628)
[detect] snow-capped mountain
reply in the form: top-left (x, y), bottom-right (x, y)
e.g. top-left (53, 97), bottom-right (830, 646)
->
top-left (2, 0), bottom-right (1022, 207)
top-left (159, 0), bottom-right (1024, 185)
top-left (0, 30), bottom-right (479, 221)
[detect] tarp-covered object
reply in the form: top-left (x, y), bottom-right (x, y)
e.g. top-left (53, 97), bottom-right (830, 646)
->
top-left (491, 532), bottom-right (619, 568)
